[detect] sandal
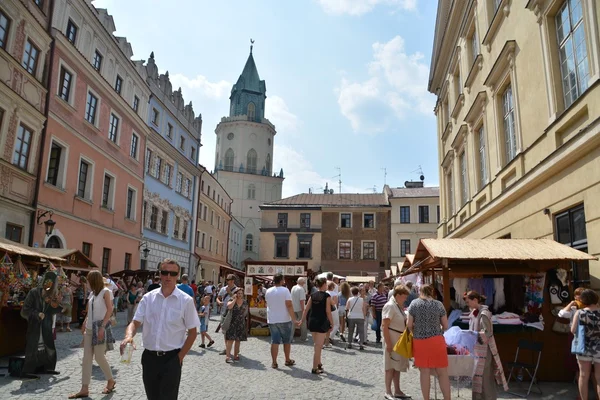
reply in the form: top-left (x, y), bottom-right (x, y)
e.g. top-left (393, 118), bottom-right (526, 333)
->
top-left (66, 327), bottom-right (72, 332)
top-left (225, 357), bottom-right (234, 364)
top-left (271, 362), bottom-right (278, 369)
top-left (102, 382), bottom-right (116, 394)
top-left (68, 393), bottom-right (89, 399)
top-left (234, 355), bottom-right (240, 361)
top-left (311, 368), bottom-right (324, 374)
top-left (284, 359), bottom-right (295, 366)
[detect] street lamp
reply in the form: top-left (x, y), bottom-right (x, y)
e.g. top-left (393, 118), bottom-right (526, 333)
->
top-left (37, 209), bottom-right (56, 236)
top-left (138, 241), bottom-right (150, 259)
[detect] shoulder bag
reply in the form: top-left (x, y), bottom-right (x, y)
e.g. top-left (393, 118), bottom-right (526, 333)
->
top-left (571, 310), bottom-right (586, 355)
top-left (221, 307), bottom-right (233, 333)
top-left (91, 290), bottom-right (115, 350)
top-left (393, 329), bottom-right (413, 358)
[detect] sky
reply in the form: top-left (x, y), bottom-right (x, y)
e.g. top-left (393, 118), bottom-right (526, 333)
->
top-left (93, 0), bottom-right (439, 198)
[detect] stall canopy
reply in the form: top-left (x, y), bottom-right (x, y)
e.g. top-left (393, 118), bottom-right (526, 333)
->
top-left (37, 248), bottom-right (97, 272)
top-left (0, 237), bottom-right (65, 262)
top-left (345, 275), bottom-right (377, 284)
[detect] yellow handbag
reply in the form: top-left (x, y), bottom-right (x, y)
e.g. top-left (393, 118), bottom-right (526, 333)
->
top-left (393, 329), bottom-right (413, 359)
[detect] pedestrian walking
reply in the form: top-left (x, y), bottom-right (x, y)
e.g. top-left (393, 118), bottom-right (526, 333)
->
top-left (325, 281), bottom-right (339, 346)
top-left (291, 277), bottom-right (308, 342)
top-left (177, 274), bottom-right (194, 298)
top-left (216, 275), bottom-right (237, 354)
top-left (265, 273), bottom-right (298, 369)
top-left (198, 295), bottom-right (214, 349)
top-left (126, 283), bottom-right (136, 324)
top-left (382, 285), bottom-right (411, 400)
top-left (147, 276), bottom-right (161, 292)
top-left (224, 288), bottom-right (248, 363)
top-left (370, 283), bottom-right (388, 344)
top-left (572, 289), bottom-right (600, 400)
top-left (345, 286), bottom-right (366, 350)
top-left (69, 270), bottom-right (116, 398)
top-left (407, 284), bottom-right (450, 400)
top-left (119, 259), bottom-right (199, 400)
top-left (338, 281), bottom-right (350, 342)
top-left (57, 283), bottom-right (73, 332)
top-left (300, 277), bottom-right (333, 374)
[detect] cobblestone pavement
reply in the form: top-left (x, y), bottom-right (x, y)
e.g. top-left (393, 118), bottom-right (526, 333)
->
top-left (0, 311), bottom-right (579, 399)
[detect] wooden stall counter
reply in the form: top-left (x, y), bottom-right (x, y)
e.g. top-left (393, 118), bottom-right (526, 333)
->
top-left (0, 305), bottom-right (27, 357)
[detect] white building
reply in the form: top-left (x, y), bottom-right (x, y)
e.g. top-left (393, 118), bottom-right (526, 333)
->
top-left (214, 47), bottom-right (283, 261)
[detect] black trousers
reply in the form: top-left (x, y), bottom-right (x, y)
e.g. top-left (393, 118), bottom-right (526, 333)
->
top-left (141, 349), bottom-right (182, 400)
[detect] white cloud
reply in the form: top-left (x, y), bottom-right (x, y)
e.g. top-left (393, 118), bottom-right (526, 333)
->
top-left (316, 0), bottom-right (416, 16)
top-left (275, 144), bottom-right (366, 198)
top-left (169, 74), bottom-right (231, 99)
top-left (336, 35), bottom-right (434, 134)
top-left (265, 95), bottom-right (300, 133)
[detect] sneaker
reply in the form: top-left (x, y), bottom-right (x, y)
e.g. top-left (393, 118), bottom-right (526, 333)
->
top-left (359, 345), bottom-right (365, 351)
top-left (329, 338), bottom-right (335, 345)
top-left (199, 344), bottom-right (206, 348)
top-left (207, 340), bottom-right (215, 348)
top-left (346, 344), bottom-right (353, 350)
top-left (340, 334), bottom-right (346, 342)
top-left (354, 338), bottom-right (359, 343)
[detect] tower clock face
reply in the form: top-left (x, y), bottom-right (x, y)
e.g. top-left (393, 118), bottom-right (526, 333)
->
top-left (228, 132), bottom-right (234, 140)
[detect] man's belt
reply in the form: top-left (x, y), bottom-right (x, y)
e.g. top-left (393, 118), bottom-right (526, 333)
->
top-left (144, 349), bottom-right (180, 357)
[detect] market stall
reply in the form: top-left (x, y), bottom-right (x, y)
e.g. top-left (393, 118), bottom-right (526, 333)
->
top-left (0, 238), bottom-right (66, 357)
top-left (402, 238), bottom-right (597, 382)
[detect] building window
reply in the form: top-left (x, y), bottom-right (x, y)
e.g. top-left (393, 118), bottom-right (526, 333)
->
top-left (245, 234), bottom-right (253, 251)
top-left (447, 170), bottom-right (455, 216)
top-left (160, 210), bottom-right (168, 233)
top-left (210, 210), bottom-right (214, 226)
top-left (362, 241), bottom-right (375, 260)
top-left (101, 248), bottom-right (111, 274)
top-left (266, 153), bottom-right (271, 174)
top-left (176, 172), bottom-right (183, 193)
top-left (277, 213), bottom-right (288, 228)
top-left (419, 206), bottom-right (429, 223)
top-left (437, 205), bottom-right (441, 223)
top-left (66, 19), bottom-right (77, 44)
top-left (13, 124), bottom-right (32, 170)
top-left (46, 142), bottom-right (63, 186)
top-left (22, 40), bottom-right (39, 75)
top-left (502, 85), bottom-right (517, 163)
top-left (459, 151), bottom-right (468, 205)
top-left (298, 236), bottom-right (312, 259)
top-left (108, 113), bottom-right (119, 143)
top-left (165, 123), bottom-right (173, 139)
top-left (340, 213), bottom-right (351, 228)
top-left (130, 133), bottom-right (139, 159)
top-left (400, 206), bottom-right (410, 223)
top-left (5, 223), bottom-right (22, 243)
top-left (224, 148), bottom-right (234, 171)
top-left (183, 178), bottom-right (191, 198)
top-left (82, 242), bottom-right (91, 258)
top-left (300, 213), bottom-right (311, 228)
top-left (145, 148), bottom-right (152, 173)
top-left (154, 156), bottom-right (162, 180)
top-left (115, 75), bottom-right (123, 94)
top-left (400, 239), bottom-right (411, 257)
top-left (102, 174), bottom-right (114, 209)
top-left (179, 136), bottom-right (185, 151)
top-left (209, 236), bottom-right (213, 252)
top-left (246, 149), bottom-right (257, 174)
top-left (126, 188), bottom-right (135, 219)
top-left (59, 67), bottom-right (73, 102)
top-left (133, 96), bottom-right (139, 113)
top-left (477, 126), bottom-right (487, 189)
top-left (85, 92), bottom-right (98, 124)
top-left (556, 0), bottom-right (589, 108)
top-left (152, 108), bottom-right (159, 125)
top-left (556, 204), bottom-right (589, 285)
top-left (92, 50), bottom-right (103, 71)
top-left (124, 253), bottom-right (131, 270)
top-left (191, 147), bottom-right (196, 162)
top-left (275, 235), bottom-right (289, 258)
top-left (338, 241), bottom-right (352, 259)
top-left (164, 164), bottom-right (171, 186)
top-left (201, 232), bottom-right (206, 249)
top-left (149, 206), bottom-right (158, 230)
top-left (363, 213), bottom-right (374, 228)
top-left (174, 216), bottom-right (180, 238)
top-left (203, 205), bottom-right (207, 220)
top-left (247, 102), bottom-right (255, 120)
top-left (247, 184), bottom-right (255, 200)
top-left (0, 10), bottom-right (10, 50)
top-left (470, 25), bottom-right (479, 66)
top-left (77, 159), bottom-right (90, 199)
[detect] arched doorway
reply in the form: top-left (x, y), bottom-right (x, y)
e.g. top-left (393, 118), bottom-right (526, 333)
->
top-left (46, 236), bottom-right (63, 249)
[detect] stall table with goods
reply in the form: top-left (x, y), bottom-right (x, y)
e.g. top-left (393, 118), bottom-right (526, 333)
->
top-left (402, 238), bottom-right (597, 383)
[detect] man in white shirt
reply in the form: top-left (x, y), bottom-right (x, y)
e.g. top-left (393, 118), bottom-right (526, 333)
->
top-left (265, 273), bottom-right (298, 368)
top-left (120, 259), bottom-right (199, 400)
top-left (291, 278), bottom-right (307, 341)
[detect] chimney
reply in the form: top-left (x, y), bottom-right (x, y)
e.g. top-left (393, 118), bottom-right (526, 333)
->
top-left (324, 183), bottom-right (329, 194)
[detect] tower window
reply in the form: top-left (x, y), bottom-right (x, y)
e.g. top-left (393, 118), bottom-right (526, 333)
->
top-left (247, 102), bottom-right (256, 120)
top-left (246, 149), bottom-right (257, 174)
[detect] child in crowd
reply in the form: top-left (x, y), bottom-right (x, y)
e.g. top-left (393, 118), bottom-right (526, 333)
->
top-left (199, 295), bottom-right (215, 348)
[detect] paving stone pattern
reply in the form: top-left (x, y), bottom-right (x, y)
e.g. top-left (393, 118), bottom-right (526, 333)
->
top-left (0, 310), bottom-right (579, 399)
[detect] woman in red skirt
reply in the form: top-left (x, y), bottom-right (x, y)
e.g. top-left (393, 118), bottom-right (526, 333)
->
top-left (407, 284), bottom-right (450, 400)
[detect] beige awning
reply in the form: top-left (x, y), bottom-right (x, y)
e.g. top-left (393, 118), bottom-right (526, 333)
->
top-left (345, 275), bottom-right (377, 283)
top-left (0, 237), bottom-right (65, 262)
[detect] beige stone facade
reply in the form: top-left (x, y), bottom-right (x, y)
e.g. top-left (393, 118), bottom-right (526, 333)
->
top-left (385, 184), bottom-right (439, 266)
top-left (429, 0), bottom-right (600, 286)
top-left (195, 170), bottom-right (232, 283)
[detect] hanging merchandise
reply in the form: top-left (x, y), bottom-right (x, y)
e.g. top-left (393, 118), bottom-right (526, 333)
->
top-left (453, 278), bottom-right (468, 308)
top-left (483, 278), bottom-right (494, 307)
top-left (0, 252), bottom-right (14, 307)
top-left (493, 278), bottom-right (506, 310)
top-left (524, 273), bottom-right (546, 316)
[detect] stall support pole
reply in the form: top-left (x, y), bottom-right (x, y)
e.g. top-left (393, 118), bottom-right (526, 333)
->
top-left (443, 260), bottom-right (451, 313)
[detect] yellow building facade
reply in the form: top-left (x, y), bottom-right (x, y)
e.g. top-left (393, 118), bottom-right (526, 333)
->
top-left (429, 0), bottom-right (600, 286)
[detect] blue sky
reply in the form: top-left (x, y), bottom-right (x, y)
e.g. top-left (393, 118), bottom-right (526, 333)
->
top-left (94, 0), bottom-right (439, 197)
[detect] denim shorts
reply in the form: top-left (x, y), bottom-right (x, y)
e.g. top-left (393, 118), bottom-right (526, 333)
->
top-left (269, 322), bottom-right (293, 345)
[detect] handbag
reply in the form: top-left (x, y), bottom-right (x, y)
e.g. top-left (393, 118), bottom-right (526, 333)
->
top-left (221, 308), bottom-right (233, 332)
top-left (571, 311), bottom-right (586, 355)
top-left (552, 316), bottom-right (570, 334)
top-left (90, 290), bottom-right (115, 349)
top-left (393, 329), bottom-right (413, 358)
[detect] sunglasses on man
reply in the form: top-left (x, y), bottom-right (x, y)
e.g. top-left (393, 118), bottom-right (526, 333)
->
top-left (160, 270), bottom-right (179, 277)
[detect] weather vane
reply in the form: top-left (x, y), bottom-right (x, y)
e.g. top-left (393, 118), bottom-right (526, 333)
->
top-left (250, 38), bottom-right (255, 54)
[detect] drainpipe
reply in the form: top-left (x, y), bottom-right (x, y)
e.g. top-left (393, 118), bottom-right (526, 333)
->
top-left (29, 0), bottom-right (56, 247)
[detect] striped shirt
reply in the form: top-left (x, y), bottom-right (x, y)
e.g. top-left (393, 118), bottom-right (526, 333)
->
top-left (370, 292), bottom-right (388, 311)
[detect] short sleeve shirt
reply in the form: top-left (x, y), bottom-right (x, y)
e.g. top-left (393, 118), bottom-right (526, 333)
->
top-left (218, 286), bottom-right (237, 306)
top-left (408, 298), bottom-right (446, 339)
top-left (382, 298), bottom-right (407, 332)
top-left (291, 285), bottom-right (306, 313)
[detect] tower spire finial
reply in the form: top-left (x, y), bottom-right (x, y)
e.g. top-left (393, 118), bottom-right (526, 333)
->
top-left (250, 38), bottom-right (255, 54)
